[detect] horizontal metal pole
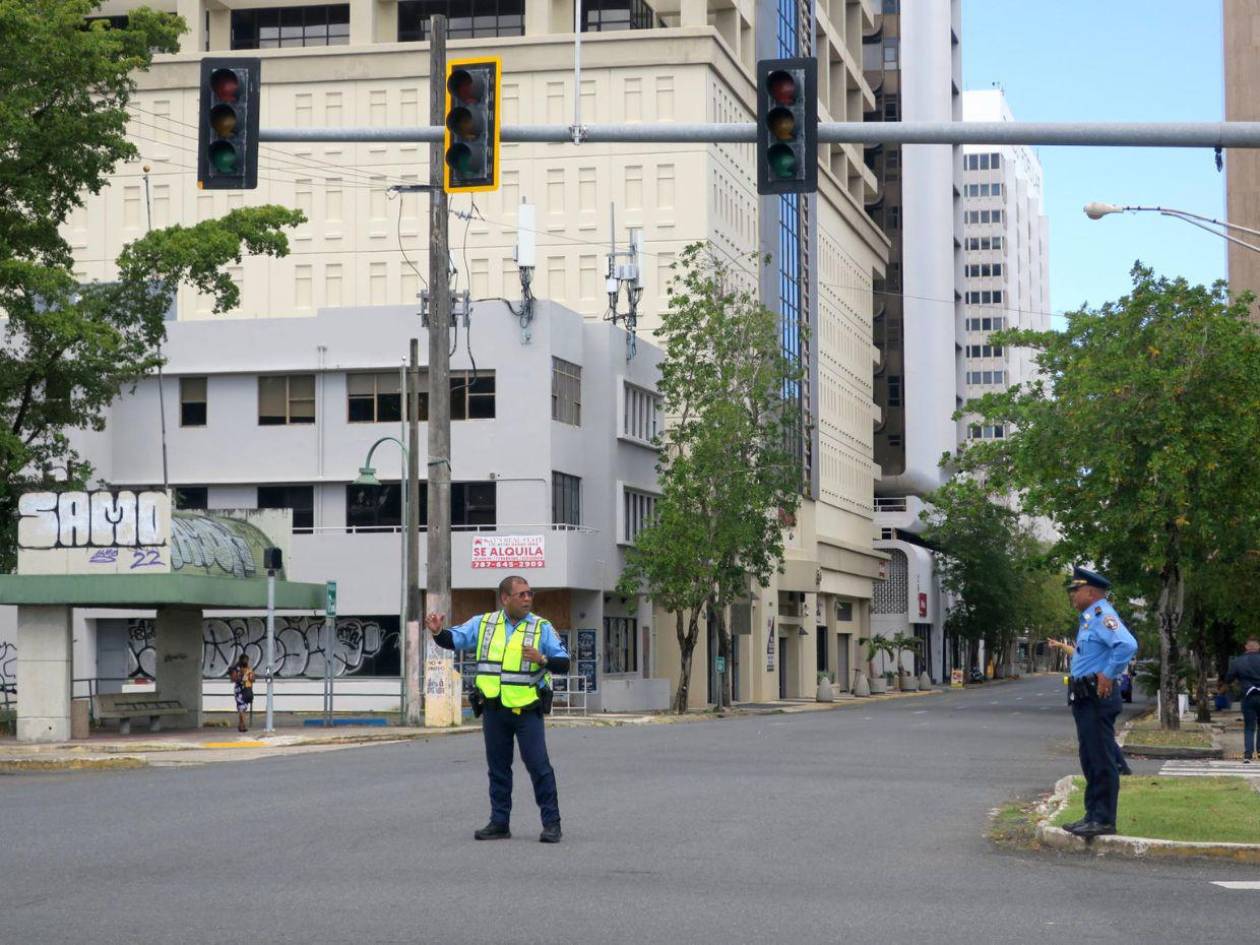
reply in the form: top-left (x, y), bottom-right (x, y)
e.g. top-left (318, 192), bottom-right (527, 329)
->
top-left (258, 121), bottom-right (1260, 148)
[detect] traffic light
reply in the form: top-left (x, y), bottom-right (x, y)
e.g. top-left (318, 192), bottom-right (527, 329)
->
top-left (197, 58), bottom-right (260, 190)
top-left (443, 56), bottom-right (501, 194)
top-left (756, 57), bottom-right (818, 196)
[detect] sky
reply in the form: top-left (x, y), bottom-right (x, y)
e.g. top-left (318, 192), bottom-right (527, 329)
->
top-left (962, 0), bottom-right (1227, 319)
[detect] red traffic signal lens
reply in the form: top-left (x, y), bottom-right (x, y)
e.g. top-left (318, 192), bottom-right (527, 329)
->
top-left (209, 140), bottom-right (239, 174)
top-left (210, 68), bottom-right (240, 103)
top-left (767, 143), bottom-right (797, 179)
top-left (768, 70), bottom-right (797, 106)
top-left (447, 69), bottom-right (483, 105)
top-left (210, 104), bottom-right (237, 137)
top-left (768, 107), bottom-right (796, 142)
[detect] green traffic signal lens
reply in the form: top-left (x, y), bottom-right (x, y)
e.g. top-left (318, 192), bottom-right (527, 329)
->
top-left (767, 143), bottom-right (797, 179)
top-left (209, 140), bottom-right (239, 173)
top-left (768, 107), bottom-right (795, 142)
top-left (446, 143), bottom-right (474, 175)
top-left (210, 104), bottom-right (237, 137)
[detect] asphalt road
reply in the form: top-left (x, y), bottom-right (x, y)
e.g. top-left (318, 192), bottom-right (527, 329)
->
top-left (3, 676), bottom-right (1256, 945)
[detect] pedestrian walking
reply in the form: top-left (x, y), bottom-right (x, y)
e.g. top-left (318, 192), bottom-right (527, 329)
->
top-left (1062, 567), bottom-right (1138, 838)
top-left (1224, 636), bottom-right (1260, 764)
top-left (1048, 636), bottom-right (1132, 775)
top-left (425, 574), bottom-right (570, 842)
top-left (229, 655), bottom-right (255, 733)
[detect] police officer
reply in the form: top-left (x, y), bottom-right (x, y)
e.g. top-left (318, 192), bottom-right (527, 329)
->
top-left (425, 574), bottom-right (570, 843)
top-left (1224, 636), bottom-right (1260, 764)
top-left (1063, 566), bottom-right (1138, 838)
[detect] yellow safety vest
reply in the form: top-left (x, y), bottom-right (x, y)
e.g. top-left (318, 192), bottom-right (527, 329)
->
top-left (474, 611), bottom-right (547, 709)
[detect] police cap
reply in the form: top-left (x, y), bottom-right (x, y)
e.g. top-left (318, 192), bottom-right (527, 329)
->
top-left (1066, 566), bottom-right (1111, 591)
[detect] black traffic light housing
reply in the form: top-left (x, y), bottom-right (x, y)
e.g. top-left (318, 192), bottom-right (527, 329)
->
top-left (197, 58), bottom-right (261, 190)
top-left (444, 56), bottom-right (501, 194)
top-left (756, 57), bottom-right (818, 196)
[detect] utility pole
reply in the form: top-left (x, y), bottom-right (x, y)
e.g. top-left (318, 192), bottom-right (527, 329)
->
top-left (405, 337), bottom-right (421, 725)
top-left (424, 15), bottom-right (454, 727)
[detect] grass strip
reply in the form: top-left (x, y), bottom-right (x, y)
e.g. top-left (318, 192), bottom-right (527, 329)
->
top-left (1052, 776), bottom-right (1260, 843)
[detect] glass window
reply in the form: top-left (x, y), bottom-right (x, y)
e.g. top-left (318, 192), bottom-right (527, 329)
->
top-left (232, 4), bottom-right (350, 49)
top-left (623, 384), bottom-right (660, 442)
top-left (451, 371), bottom-right (496, 421)
top-left (180, 376), bottom-right (207, 427)
top-left (453, 481), bottom-right (496, 529)
top-left (348, 372), bottom-right (403, 423)
top-left (886, 375), bottom-right (902, 407)
top-left (174, 487), bottom-right (208, 510)
top-left (398, 0), bottom-right (526, 41)
top-left (346, 482), bottom-right (402, 531)
top-left (583, 0), bottom-right (663, 32)
top-left (259, 375), bottom-right (316, 425)
top-left (551, 358), bottom-right (582, 426)
top-left (258, 485), bottom-right (315, 533)
top-left (552, 472), bottom-right (581, 527)
top-left (623, 488), bottom-right (657, 543)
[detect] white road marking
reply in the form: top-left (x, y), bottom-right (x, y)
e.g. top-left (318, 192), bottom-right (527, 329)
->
top-left (1211, 881), bottom-right (1260, 890)
top-left (913, 710), bottom-right (928, 715)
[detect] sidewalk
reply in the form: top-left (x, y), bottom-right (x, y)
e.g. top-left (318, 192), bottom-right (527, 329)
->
top-left (0, 687), bottom-right (942, 772)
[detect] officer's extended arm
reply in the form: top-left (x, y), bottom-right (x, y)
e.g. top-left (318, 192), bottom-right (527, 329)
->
top-left (425, 612), bottom-right (479, 652)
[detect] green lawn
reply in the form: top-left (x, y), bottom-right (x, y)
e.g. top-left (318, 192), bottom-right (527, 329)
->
top-left (1123, 728), bottom-right (1215, 748)
top-left (1052, 777), bottom-right (1260, 843)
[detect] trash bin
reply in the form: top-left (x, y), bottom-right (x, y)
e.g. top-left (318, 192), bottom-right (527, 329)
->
top-left (71, 698), bottom-right (91, 740)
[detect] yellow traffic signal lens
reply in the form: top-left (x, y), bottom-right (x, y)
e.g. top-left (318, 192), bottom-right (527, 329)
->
top-left (210, 104), bottom-right (237, 137)
top-left (210, 68), bottom-right (239, 103)
top-left (446, 106), bottom-right (480, 140)
top-left (768, 107), bottom-right (795, 141)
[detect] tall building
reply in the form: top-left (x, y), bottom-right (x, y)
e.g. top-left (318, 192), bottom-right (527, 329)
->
top-left (863, 0), bottom-right (961, 681)
top-left (1224, 0), bottom-right (1260, 307)
top-left (27, 0), bottom-right (890, 709)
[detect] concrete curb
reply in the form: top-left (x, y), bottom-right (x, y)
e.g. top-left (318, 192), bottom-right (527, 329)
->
top-left (1035, 774), bottom-right (1260, 864)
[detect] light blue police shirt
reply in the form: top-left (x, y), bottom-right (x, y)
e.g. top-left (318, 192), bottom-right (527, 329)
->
top-left (446, 611), bottom-right (569, 661)
top-left (1070, 598), bottom-right (1138, 680)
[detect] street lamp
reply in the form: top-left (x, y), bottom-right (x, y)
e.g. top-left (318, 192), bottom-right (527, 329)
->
top-left (355, 436), bottom-right (411, 720)
top-left (1083, 202), bottom-right (1260, 254)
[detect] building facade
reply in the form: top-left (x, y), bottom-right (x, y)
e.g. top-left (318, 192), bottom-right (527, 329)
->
top-left (51, 0), bottom-right (889, 707)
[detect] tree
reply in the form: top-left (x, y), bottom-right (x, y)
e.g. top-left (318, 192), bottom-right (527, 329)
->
top-left (0, 4), bottom-right (305, 568)
top-left (617, 244), bottom-right (805, 712)
top-left (953, 265), bottom-right (1260, 727)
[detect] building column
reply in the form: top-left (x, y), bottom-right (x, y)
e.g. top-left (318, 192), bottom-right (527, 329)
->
top-left (155, 607), bottom-right (204, 729)
top-left (680, 0), bottom-right (708, 28)
top-left (351, 0), bottom-right (395, 46)
top-left (207, 4), bottom-right (231, 51)
top-left (16, 606), bottom-right (73, 743)
top-left (177, 0), bottom-right (205, 54)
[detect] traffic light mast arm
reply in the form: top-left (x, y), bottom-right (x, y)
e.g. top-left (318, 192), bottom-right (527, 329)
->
top-left (257, 121), bottom-right (1260, 148)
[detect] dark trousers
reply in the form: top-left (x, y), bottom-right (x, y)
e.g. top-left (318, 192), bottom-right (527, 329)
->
top-left (482, 702), bottom-right (560, 827)
top-left (1243, 691), bottom-right (1260, 758)
top-left (1072, 686), bottom-right (1123, 825)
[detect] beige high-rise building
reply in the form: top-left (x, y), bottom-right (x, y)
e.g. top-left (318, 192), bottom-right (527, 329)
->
top-left (67, 0), bottom-right (888, 708)
top-left (1224, 0), bottom-right (1260, 307)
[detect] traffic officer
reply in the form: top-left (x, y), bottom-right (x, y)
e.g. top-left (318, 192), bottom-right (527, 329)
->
top-left (425, 574), bottom-right (570, 843)
top-left (1063, 566), bottom-right (1138, 838)
top-left (1224, 636), bottom-right (1260, 763)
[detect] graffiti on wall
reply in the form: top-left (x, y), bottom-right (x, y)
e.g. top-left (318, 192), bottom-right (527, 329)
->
top-left (1, 641), bottom-right (16, 702)
top-left (18, 490), bottom-right (168, 549)
top-left (125, 617), bottom-right (399, 679)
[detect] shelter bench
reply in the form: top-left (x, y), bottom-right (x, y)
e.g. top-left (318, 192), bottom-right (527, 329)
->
top-left (92, 693), bottom-right (187, 735)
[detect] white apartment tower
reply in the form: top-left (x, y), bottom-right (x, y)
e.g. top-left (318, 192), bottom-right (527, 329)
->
top-left (47, 0), bottom-right (890, 708)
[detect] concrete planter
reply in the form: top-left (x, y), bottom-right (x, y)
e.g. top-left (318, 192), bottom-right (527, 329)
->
top-left (870, 677), bottom-right (888, 694)
top-left (899, 674), bottom-right (919, 691)
top-left (919, 672), bottom-right (933, 690)
top-left (852, 673), bottom-right (871, 697)
top-left (816, 679), bottom-right (835, 703)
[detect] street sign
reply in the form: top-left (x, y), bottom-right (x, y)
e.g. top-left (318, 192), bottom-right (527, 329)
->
top-left (716, 656), bottom-right (726, 673)
top-left (325, 580), bottom-right (337, 619)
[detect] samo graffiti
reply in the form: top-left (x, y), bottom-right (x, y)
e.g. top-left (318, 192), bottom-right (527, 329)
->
top-left (125, 617), bottom-right (399, 679)
top-left (17, 490), bottom-right (168, 549)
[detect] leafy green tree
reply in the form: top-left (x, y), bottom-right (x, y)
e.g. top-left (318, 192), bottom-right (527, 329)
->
top-left (1, 3), bottom-right (305, 568)
top-left (953, 265), bottom-right (1260, 727)
top-left (617, 245), bottom-right (804, 712)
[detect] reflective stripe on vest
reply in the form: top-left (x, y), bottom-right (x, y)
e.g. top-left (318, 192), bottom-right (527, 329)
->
top-left (474, 611), bottom-right (543, 709)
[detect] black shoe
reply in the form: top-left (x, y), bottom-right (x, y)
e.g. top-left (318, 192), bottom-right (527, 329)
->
top-left (1068, 821), bottom-right (1116, 838)
top-left (1061, 818), bottom-right (1089, 832)
top-left (474, 821), bottom-right (511, 841)
top-left (539, 821), bottom-right (562, 844)
top-left (1119, 767), bottom-right (1134, 776)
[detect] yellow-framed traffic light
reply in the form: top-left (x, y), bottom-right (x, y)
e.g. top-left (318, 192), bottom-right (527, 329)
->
top-left (443, 56), bottom-right (502, 194)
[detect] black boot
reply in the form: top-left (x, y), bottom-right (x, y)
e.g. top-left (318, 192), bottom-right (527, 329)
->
top-left (539, 821), bottom-right (562, 843)
top-left (474, 821), bottom-right (511, 840)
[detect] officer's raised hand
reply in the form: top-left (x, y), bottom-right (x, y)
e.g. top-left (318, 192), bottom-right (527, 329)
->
top-left (425, 612), bottom-right (445, 635)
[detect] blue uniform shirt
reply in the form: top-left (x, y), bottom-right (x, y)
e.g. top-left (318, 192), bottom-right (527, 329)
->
top-left (447, 611), bottom-right (569, 661)
top-left (1070, 598), bottom-right (1138, 680)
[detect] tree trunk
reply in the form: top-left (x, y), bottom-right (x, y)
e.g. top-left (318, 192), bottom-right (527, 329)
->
top-left (672, 609), bottom-right (701, 714)
top-left (717, 609), bottom-right (733, 709)
top-left (1193, 607), bottom-right (1211, 724)
top-left (1157, 557), bottom-right (1184, 730)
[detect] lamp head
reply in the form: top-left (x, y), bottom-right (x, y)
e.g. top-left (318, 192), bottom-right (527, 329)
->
top-left (354, 466), bottom-right (381, 487)
top-left (1083, 202), bottom-right (1123, 221)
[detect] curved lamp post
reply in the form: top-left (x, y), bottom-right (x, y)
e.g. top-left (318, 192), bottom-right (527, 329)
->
top-left (355, 436), bottom-right (410, 719)
top-left (1083, 202), bottom-right (1260, 254)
